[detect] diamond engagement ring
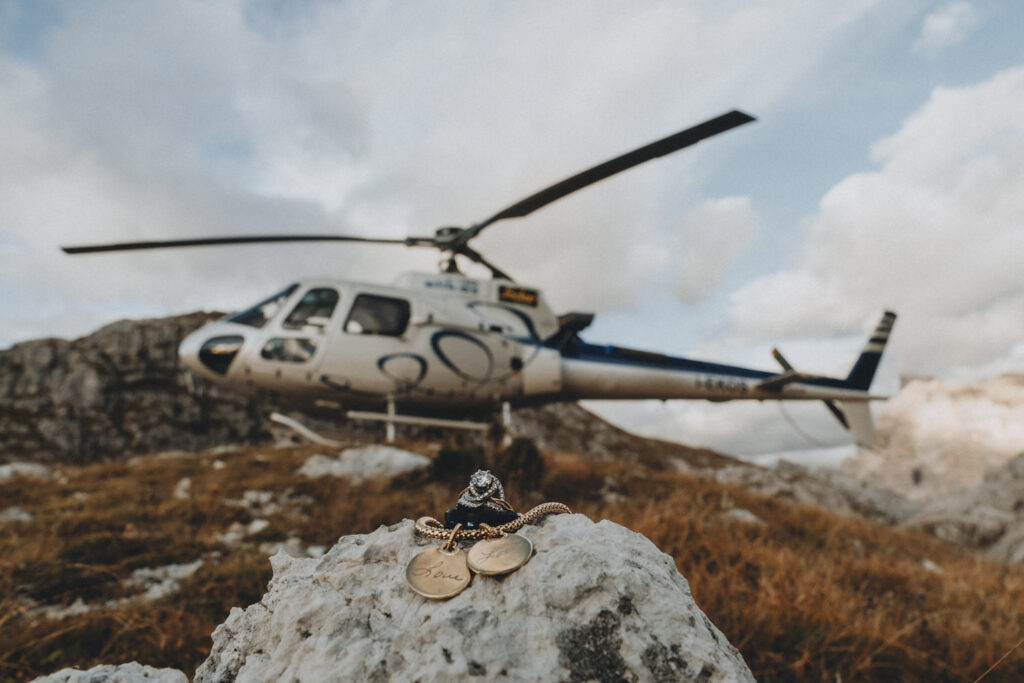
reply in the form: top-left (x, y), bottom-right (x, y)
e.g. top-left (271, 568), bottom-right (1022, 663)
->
top-left (458, 470), bottom-right (513, 512)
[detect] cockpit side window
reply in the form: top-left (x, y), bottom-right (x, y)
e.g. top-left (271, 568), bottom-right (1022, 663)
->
top-left (344, 294), bottom-right (410, 336)
top-left (283, 288), bottom-right (339, 329)
top-left (260, 337), bottom-right (317, 363)
top-left (227, 283), bottom-right (299, 328)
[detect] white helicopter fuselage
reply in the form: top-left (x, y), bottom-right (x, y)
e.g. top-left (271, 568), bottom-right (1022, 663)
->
top-left (69, 112), bottom-right (894, 447)
top-left (180, 272), bottom-right (559, 411)
top-left (179, 271), bottom-right (894, 446)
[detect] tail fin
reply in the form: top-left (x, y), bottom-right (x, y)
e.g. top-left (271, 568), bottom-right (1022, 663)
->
top-left (844, 311), bottom-right (897, 391)
top-left (836, 400), bottom-right (877, 448)
top-left (826, 311), bottom-right (896, 447)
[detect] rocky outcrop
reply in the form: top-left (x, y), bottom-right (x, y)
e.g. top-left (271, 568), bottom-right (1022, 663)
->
top-left (31, 662), bottom-right (188, 682)
top-left (709, 460), bottom-right (921, 525)
top-left (297, 445), bottom-right (430, 482)
top-left (658, 454), bottom-right (916, 526)
top-left (195, 514), bottom-right (754, 682)
top-left (0, 314), bottom-right (272, 464)
top-left (903, 453), bottom-right (1024, 563)
top-left (842, 375), bottom-right (1024, 502)
top-left (512, 403), bottom-right (736, 470)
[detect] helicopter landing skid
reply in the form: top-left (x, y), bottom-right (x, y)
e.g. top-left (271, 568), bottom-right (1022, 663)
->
top-left (347, 398), bottom-right (511, 444)
top-left (272, 400), bottom-right (514, 446)
top-left (345, 411), bottom-right (491, 442)
top-left (269, 412), bottom-right (344, 447)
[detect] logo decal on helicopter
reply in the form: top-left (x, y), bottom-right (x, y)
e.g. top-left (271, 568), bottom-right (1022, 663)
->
top-left (377, 353), bottom-right (429, 389)
top-left (430, 330), bottom-right (495, 382)
top-left (498, 285), bottom-right (539, 307)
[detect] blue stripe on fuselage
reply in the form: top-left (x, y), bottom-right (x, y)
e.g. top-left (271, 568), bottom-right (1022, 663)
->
top-left (561, 340), bottom-right (850, 390)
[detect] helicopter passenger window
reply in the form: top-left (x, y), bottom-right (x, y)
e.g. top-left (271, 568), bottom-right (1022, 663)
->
top-left (227, 283), bottom-right (299, 328)
top-left (344, 294), bottom-right (410, 336)
top-left (260, 337), bottom-right (317, 363)
top-left (283, 288), bottom-right (339, 329)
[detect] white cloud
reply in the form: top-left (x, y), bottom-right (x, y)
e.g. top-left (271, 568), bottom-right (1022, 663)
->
top-left (726, 65), bottom-right (1024, 380)
top-left (0, 0), bottom-right (893, 347)
top-left (672, 196), bottom-right (760, 305)
top-left (913, 1), bottom-right (981, 55)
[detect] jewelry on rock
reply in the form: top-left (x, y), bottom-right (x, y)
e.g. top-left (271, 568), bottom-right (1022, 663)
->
top-left (405, 523), bottom-right (473, 600)
top-left (458, 469), bottom-right (514, 512)
top-left (466, 524), bottom-right (534, 576)
top-left (415, 501), bottom-right (571, 541)
top-left (406, 470), bottom-right (571, 597)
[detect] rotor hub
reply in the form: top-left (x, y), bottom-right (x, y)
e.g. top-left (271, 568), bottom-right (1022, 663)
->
top-left (434, 226), bottom-right (464, 246)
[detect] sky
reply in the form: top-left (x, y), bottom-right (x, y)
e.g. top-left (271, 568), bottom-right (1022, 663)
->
top-left (1, 0), bottom-right (1022, 458)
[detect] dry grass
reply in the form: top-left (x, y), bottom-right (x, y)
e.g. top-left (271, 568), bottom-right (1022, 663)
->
top-left (3, 442), bottom-right (1024, 682)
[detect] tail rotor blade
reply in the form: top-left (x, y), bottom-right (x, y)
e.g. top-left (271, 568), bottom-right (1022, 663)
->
top-left (823, 400), bottom-right (849, 429)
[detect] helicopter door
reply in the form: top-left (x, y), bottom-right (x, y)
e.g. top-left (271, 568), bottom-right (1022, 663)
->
top-left (247, 287), bottom-right (339, 389)
top-left (318, 293), bottom-right (420, 397)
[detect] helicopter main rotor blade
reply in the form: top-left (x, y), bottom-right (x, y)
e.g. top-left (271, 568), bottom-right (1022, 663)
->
top-left (457, 110), bottom-right (755, 245)
top-left (62, 234), bottom-right (411, 255)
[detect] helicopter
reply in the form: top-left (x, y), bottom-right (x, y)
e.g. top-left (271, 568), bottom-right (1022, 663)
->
top-left (62, 111), bottom-right (895, 447)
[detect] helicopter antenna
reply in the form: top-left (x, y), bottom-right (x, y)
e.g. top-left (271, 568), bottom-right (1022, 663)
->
top-left (62, 110), bottom-right (755, 281)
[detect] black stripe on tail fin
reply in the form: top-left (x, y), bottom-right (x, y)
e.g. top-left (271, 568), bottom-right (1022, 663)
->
top-left (844, 311), bottom-right (897, 391)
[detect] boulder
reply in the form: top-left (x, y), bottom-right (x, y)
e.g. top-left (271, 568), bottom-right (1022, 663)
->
top-left (513, 402), bottom-right (735, 470)
top-left (31, 662), bottom-right (187, 683)
top-left (0, 506), bottom-right (34, 523)
top-left (298, 445), bottom-right (430, 483)
top-left (0, 462), bottom-right (51, 483)
top-left (0, 314), bottom-right (271, 464)
top-left (711, 459), bottom-right (919, 525)
top-left (195, 514), bottom-right (753, 682)
top-left (841, 375), bottom-right (1024, 502)
top-left (903, 453), bottom-right (1024, 562)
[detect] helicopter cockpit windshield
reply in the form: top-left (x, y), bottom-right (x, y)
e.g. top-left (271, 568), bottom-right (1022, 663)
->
top-left (227, 283), bottom-right (299, 328)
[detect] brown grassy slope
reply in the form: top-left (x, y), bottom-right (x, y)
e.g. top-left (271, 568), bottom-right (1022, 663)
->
top-left (2, 443), bottom-right (1023, 682)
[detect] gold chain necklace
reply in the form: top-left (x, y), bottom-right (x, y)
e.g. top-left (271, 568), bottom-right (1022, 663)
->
top-left (406, 471), bottom-right (571, 599)
top-left (413, 502), bottom-right (572, 541)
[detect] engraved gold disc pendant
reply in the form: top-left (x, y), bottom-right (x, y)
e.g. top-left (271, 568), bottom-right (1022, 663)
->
top-left (406, 547), bottom-right (472, 599)
top-left (466, 534), bottom-right (533, 576)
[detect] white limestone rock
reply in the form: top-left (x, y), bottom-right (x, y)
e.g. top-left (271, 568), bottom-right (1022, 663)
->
top-left (0, 462), bottom-right (51, 483)
top-left (195, 514), bottom-right (753, 682)
top-left (721, 508), bottom-right (765, 526)
top-left (0, 506), bottom-right (34, 523)
top-left (31, 662), bottom-right (187, 683)
top-left (842, 375), bottom-right (1024, 502)
top-left (172, 477), bottom-right (192, 500)
top-left (902, 453), bottom-right (1024, 562)
top-left (297, 445), bottom-right (430, 483)
top-left (712, 459), bottom-right (919, 525)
